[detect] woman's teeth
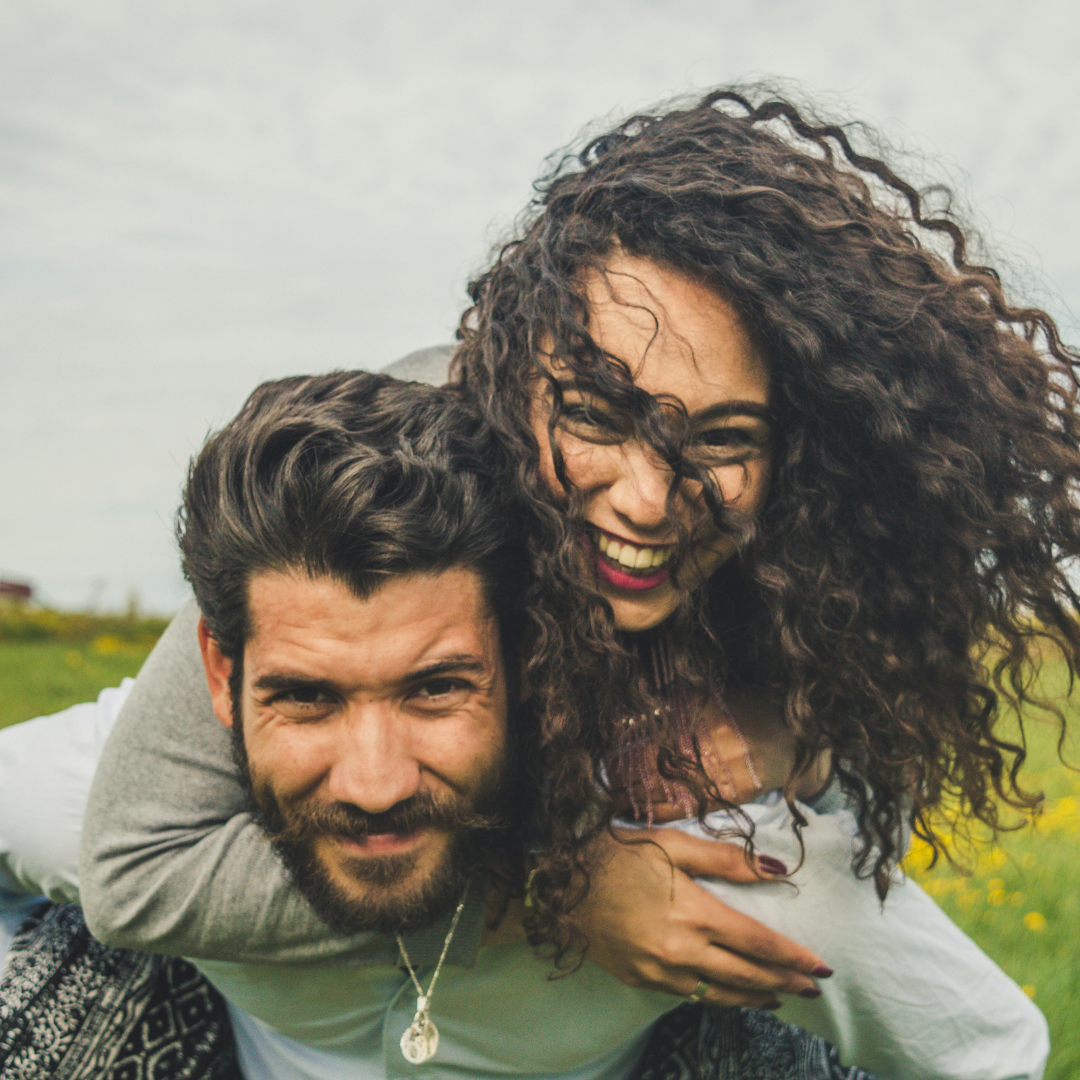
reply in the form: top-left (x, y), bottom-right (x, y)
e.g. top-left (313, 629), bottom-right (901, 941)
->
top-left (595, 532), bottom-right (673, 571)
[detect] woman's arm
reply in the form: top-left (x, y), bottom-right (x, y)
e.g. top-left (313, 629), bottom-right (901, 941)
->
top-left (78, 601), bottom-right (379, 962)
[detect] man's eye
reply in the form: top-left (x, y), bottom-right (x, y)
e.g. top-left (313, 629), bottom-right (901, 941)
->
top-left (416, 679), bottom-right (466, 698)
top-left (272, 686), bottom-right (333, 708)
top-left (409, 679), bottom-right (472, 711)
top-left (263, 685), bottom-right (337, 721)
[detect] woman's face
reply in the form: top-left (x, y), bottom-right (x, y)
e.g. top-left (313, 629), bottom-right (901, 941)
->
top-left (531, 254), bottom-right (772, 632)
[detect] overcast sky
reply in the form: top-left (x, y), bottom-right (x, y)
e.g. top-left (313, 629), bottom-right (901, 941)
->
top-left (2, 0), bottom-right (1078, 612)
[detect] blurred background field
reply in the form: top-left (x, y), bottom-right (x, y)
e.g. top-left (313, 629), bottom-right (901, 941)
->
top-left (0, 612), bottom-right (1077, 1076)
top-left (902, 653), bottom-right (1080, 1080)
top-left (0, 606), bottom-right (164, 727)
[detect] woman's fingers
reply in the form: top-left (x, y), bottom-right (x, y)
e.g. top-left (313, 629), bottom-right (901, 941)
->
top-left (676, 972), bottom-right (782, 1011)
top-left (639, 946), bottom-right (814, 1006)
top-left (632, 912), bottom-right (825, 998)
top-left (697, 941), bottom-right (823, 996)
top-left (690, 886), bottom-right (830, 982)
top-left (609, 829), bottom-right (832, 980)
top-left (629, 916), bottom-right (826, 1001)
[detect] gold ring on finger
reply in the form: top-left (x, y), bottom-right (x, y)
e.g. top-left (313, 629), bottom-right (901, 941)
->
top-left (686, 979), bottom-right (709, 1002)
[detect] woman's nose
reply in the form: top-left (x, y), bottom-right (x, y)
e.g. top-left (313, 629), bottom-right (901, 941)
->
top-left (606, 442), bottom-right (674, 531)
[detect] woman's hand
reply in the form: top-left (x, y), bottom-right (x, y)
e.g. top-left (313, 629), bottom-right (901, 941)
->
top-left (570, 827), bottom-right (831, 1008)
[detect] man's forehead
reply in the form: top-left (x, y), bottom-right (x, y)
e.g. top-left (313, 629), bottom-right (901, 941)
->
top-left (245, 567), bottom-right (499, 680)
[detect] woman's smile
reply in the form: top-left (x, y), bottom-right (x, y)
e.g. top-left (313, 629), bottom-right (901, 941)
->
top-left (589, 527), bottom-right (675, 591)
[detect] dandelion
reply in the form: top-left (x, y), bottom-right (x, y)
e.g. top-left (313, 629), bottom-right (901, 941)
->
top-left (1022, 985), bottom-right (1036, 999)
top-left (1037, 796), bottom-right (1080, 835)
top-left (1023, 911), bottom-right (1047, 932)
top-left (92, 634), bottom-right (123, 655)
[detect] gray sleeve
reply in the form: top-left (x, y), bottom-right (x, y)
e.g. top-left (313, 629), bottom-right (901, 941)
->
top-left (78, 600), bottom-right (377, 962)
top-left (379, 344), bottom-right (454, 385)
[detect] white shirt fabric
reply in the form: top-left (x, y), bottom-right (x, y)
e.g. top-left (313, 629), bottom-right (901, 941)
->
top-left (0, 685), bottom-right (1050, 1080)
top-left (661, 809), bottom-right (1049, 1080)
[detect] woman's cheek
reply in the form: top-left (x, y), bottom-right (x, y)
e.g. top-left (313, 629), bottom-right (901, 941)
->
top-left (715, 459), bottom-right (770, 511)
top-left (555, 439), bottom-right (601, 490)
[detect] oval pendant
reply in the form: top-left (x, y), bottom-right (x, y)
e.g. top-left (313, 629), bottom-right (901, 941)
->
top-left (400, 1015), bottom-right (439, 1064)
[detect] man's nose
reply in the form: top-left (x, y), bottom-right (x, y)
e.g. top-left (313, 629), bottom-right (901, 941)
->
top-left (607, 441), bottom-right (675, 531)
top-left (325, 704), bottom-right (420, 815)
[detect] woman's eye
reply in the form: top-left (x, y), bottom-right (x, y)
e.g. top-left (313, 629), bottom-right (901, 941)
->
top-left (694, 428), bottom-right (763, 459)
top-left (562, 405), bottom-right (605, 425)
top-left (700, 428), bottom-right (750, 447)
top-left (558, 404), bottom-right (625, 443)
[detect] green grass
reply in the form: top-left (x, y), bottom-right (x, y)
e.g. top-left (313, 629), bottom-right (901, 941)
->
top-left (0, 604), bottom-right (166, 728)
top-left (0, 640), bottom-right (155, 728)
top-left (1, 636), bottom-right (1078, 1074)
top-left (905, 655), bottom-right (1080, 1080)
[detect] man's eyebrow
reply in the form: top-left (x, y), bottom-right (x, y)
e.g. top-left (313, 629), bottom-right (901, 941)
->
top-left (406, 656), bottom-right (489, 682)
top-left (251, 673), bottom-right (336, 694)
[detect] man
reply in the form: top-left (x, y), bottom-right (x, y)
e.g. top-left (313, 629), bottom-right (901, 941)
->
top-left (0, 370), bottom-right (860, 1080)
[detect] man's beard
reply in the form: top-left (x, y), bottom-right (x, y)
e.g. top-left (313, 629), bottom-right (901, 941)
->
top-left (231, 724), bottom-right (510, 935)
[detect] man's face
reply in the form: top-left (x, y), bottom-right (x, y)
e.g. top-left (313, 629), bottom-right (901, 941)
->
top-left (200, 567), bottom-right (510, 934)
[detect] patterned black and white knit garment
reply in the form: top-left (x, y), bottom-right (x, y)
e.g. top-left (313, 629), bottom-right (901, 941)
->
top-left (0, 903), bottom-right (876, 1080)
top-left (0, 902), bottom-right (240, 1080)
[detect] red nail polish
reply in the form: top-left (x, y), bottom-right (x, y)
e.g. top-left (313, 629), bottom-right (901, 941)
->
top-left (763, 999), bottom-right (782, 1010)
top-left (757, 856), bottom-right (788, 876)
top-left (811, 964), bottom-right (833, 978)
top-left (798, 986), bottom-right (822, 999)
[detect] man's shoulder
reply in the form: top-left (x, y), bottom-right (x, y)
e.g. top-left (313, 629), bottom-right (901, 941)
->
top-left (379, 345), bottom-right (455, 386)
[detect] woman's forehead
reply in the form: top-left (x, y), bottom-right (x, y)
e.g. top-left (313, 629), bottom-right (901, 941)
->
top-left (577, 255), bottom-right (770, 412)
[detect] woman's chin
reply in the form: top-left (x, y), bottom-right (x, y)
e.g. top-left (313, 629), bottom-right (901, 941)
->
top-left (604, 549), bottom-right (734, 633)
top-left (607, 587), bottom-right (681, 633)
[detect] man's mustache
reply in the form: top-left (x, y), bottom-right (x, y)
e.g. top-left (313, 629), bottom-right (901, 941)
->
top-left (263, 789), bottom-right (507, 848)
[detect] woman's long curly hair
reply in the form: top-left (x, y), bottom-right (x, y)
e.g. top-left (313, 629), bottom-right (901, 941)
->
top-left (451, 86), bottom-right (1080, 965)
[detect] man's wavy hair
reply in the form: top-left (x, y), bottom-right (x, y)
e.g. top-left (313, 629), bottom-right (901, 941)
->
top-left (451, 86), bottom-right (1080, 963)
top-left (179, 372), bottom-right (525, 665)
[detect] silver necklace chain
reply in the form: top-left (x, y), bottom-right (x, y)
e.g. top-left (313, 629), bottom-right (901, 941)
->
top-left (395, 883), bottom-right (468, 1064)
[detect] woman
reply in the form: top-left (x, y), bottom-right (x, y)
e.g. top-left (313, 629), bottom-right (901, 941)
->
top-left (448, 85), bottom-right (1080, 948)
top-left (13, 87), bottom-right (1073, 1078)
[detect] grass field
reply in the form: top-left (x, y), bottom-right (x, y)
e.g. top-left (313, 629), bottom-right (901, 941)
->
top-left (0, 640), bottom-right (157, 728)
top-left (902, 656), bottom-right (1080, 1080)
top-left (1, 633), bottom-right (1078, 1075)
